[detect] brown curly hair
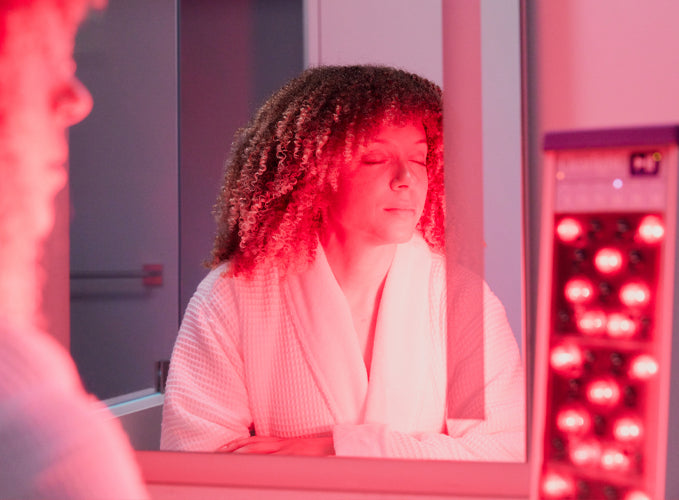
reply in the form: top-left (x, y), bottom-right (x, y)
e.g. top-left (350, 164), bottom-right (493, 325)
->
top-left (211, 65), bottom-right (445, 276)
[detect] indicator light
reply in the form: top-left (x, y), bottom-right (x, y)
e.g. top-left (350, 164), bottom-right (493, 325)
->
top-left (556, 217), bottom-right (583, 242)
top-left (619, 282), bottom-right (650, 308)
top-left (637, 215), bottom-right (664, 244)
top-left (594, 248), bottom-right (624, 274)
top-left (565, 278), bottom-right (595, 304)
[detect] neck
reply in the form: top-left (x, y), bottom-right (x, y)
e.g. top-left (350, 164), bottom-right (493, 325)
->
top-left (0, 154), bottom-right (51, 331)
top-left (320, 230), bottom-right (396, 297)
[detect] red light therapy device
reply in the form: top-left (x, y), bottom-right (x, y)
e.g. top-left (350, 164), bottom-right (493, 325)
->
top-left (532, 126), bottom-right (679, 500)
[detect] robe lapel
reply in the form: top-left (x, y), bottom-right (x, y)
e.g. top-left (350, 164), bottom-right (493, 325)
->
top-left (285, 246), bottom-right (368, 424)
top-left (363, 235), bottom-right (433, 432)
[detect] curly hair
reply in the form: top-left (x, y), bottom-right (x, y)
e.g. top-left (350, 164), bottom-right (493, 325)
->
top-left (211, 65), bottom-right (445, 277)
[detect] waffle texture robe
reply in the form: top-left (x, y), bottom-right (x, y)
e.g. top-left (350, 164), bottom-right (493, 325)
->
top-left (0, 319), bottom-right (148, 499)
top-left (161, 235), bottom-right (525, 460)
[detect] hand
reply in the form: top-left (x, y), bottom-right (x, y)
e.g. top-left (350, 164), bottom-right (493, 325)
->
top-left (220, 435), bottom-right (335, 456)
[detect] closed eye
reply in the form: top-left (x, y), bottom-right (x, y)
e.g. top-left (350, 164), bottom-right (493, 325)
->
top-left (361, 154), bottom-right (388, 165)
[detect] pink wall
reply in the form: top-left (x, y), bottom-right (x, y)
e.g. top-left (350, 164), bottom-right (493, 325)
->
top-left (535, 0), bottom-right (679, 132)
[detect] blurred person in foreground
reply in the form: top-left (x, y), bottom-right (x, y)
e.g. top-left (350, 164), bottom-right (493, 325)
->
top-left (0, 0), bottom-right (147, 497)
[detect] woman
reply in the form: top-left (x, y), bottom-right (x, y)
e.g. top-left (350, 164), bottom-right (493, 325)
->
top-left (161, 65), bottom-right (524, 460)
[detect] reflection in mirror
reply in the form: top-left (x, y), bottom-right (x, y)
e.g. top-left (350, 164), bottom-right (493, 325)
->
top-left (69, 0), bottom-right (526, 466)
top-left (161, 63), bottom-right (524, 460)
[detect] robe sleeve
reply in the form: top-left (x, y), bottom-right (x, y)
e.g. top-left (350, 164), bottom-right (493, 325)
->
top-left (160, 279), bottom-right (253, 452)
top-left (332, 279), bottom-right (525, 461)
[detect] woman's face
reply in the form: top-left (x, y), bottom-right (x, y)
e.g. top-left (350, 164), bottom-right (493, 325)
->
top-left (326, 121), bottom-right (429, 247)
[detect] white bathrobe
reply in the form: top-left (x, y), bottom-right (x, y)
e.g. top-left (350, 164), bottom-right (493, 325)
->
top-left (161, 235), bottom-right (525, 460)
top-left (0, 319), bottom-right (148, 499)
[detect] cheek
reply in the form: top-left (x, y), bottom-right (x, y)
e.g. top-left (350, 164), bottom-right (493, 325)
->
top-left (333, 173), bottom-right (371, 207)
top-left (417, 178), bottom-right (429, 208)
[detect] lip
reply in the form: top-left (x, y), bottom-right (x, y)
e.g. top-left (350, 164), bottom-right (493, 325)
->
top-left (384, 208), bottom-right (416, 215)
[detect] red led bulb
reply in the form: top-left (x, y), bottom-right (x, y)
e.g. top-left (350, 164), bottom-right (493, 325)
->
top-left (637, 215), bottom-right (664, 244)
top-left (586, 377), bottom-right (621, 408)
top-left (600, 445), bottom-right (631, 472)
top-left (577, 309), bottom-right (607, 336)
top-left (628, 354), bottom-right (658, 380)
top-left (606, 313), bottom-right (638, 339)
top-left (565, 278), bottom-right (595, 304)
top-left (569, 439), bottom-right (601, 467)
top-left (613, 416), bottom-right (643, 442)
top-left (541, 471), bottom-right (575, 499)
top-left (556, 217), bottom-right (583, 243)
top-left (550, 343), bottom-right (584, 377)
top-left (556, 404), bottom-right (592, 435)
top-left (594, 247), bottom-right (624, 274)
top-left (624, 491), bottom-right (651, 500)
top-left (620, 282), bottom-right (651, 308)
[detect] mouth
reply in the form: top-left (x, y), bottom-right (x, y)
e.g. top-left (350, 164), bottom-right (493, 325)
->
top-left (384, 208), bottom-right (416, 215)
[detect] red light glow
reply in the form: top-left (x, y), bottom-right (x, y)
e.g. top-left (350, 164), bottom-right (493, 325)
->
top-left (613, 416), bottom-right (643, 442)
top-left (565, 278), bottom-right (595, 304)
top-left (600, 446), bottom-right (631, 472)
top-left (637, 215), bottom-right (664, 244)
top-left (541, 471), bottom-right (575, 498)
top-left (569, 439), bottom-right (601, 467)
top-left (624, 491), bottom-right (651, 500)
top-left (586, 378), bottom-right (621, 407)
top-left (556, 405), bottom-right (592, 435)
top-left (550, 343), bottom-right (584, 377)
top-left (577, 309), bottom-right (607, 336)
top-left (594, 248), bottom-right (624, 274)
top-left (606, 313), bottom-right (637, 338)
top-left (619, 282), bottom-right (651, 308)
top-left (628, 354), bottom-right (659, 380)
top-left (556, 217), bottom-right (583, 243)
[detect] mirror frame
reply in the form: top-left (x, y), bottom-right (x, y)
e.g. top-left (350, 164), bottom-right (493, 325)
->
top-left (136, 451), bottom-right (529, 497)
top-left (134, 0), bottom-right (535, 497)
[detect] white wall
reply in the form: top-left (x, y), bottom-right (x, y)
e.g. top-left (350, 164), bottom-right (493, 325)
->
top-left (305, 0), bottom-right (443, 85)
top-left (535, 1), bottom-right (679, 131)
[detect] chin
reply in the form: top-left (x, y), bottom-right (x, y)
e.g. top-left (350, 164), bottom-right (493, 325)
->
top-left (381, 229), bottom-right (417, 245)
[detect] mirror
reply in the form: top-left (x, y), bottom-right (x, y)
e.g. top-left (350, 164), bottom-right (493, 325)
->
top-left (68, 0), bottom-right (527, 476)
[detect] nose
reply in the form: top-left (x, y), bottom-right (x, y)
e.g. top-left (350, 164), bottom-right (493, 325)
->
top-left (390, 159), bottom-right (415, 190)
top-left (53, 77), bottom-right (93, 126)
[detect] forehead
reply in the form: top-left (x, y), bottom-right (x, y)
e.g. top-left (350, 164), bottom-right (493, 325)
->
top-left (360, 119), bottom-right (427, 147)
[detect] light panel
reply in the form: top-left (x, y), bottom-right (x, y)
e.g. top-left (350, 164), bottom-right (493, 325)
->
top-left (532, 126), bottom-right (678, 500)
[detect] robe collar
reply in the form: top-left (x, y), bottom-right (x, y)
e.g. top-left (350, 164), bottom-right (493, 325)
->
top-left (285, 234), bottom-right (433, 432)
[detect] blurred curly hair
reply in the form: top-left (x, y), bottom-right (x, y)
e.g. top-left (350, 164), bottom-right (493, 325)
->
top-left (212, 65), bottom-right (445, 277)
